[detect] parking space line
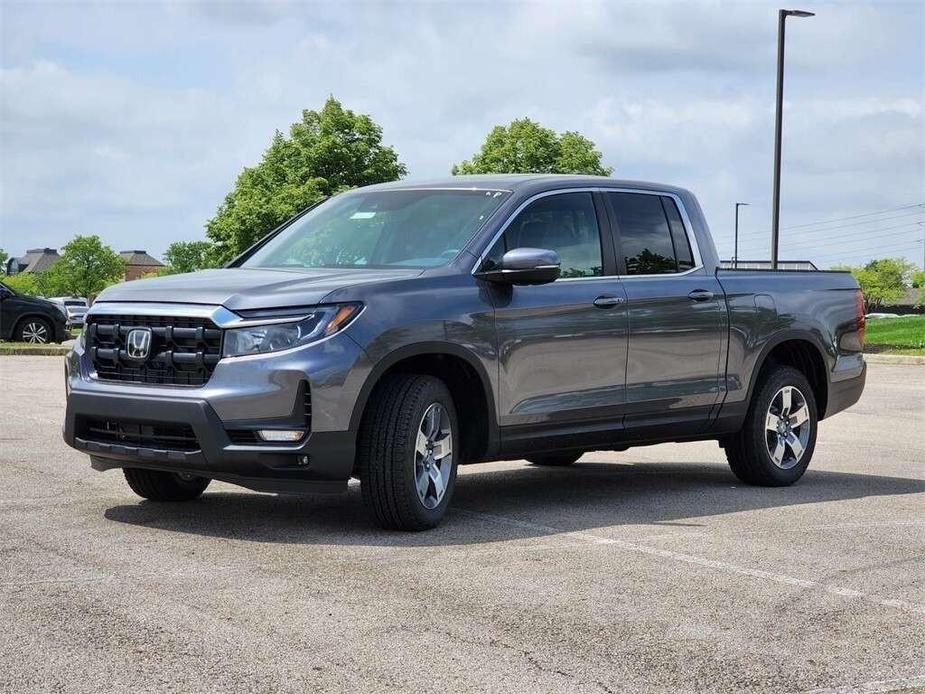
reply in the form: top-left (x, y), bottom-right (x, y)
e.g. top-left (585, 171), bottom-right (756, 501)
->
top-left (800, 674), bottom-right (925, 693)
top-left (457, 509), bottom-right (925, 615)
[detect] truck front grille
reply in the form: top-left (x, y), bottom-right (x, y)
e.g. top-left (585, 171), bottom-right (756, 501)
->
top-left (77, 416), bottom-right (200, 452)
top-left (86, 314), bottom-right (223, 386)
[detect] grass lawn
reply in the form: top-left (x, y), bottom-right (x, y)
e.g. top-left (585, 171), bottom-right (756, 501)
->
top-left (865, 315), bottom-right (925, 355)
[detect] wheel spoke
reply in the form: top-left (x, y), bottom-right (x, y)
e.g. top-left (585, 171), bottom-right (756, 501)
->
top-left (789, 405), bottom-right (809, 427)
top-left (765, 412), bottom-right (779, 431)
top-left (786, 433), bottom-right (804, 460)
top-left (425, 405), bottom-right (441, 441)
top-left (429, 465), bottom-right (445, 499)
top-left (415, 430), bottom-right (429, 458)
top-left (780, 386), bottom-right (792, 414)
top-left (416, 467), bottom-right (430, 499)
top-left (771, 436), bottom-right (786, 465)
top-left (431, 433), bottom-right (452, 460)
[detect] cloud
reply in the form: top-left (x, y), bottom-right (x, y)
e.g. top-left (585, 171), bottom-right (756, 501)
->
top-left (0, 0), bottom-right (922, 268)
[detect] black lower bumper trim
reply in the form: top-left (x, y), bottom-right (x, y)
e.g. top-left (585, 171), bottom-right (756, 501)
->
top-left (64, 389), bottom-right (356, 493)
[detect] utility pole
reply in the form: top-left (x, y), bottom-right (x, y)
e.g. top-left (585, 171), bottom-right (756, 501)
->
top-left (771, 8), bottom-right (814, 268)
top-left (734, 202), bottom-right (749, 268)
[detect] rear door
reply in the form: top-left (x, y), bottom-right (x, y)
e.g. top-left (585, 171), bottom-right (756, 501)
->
top-left (604, 191), bottom-right (726, 434)
top-left (481, 190), bottom-right (629, 440)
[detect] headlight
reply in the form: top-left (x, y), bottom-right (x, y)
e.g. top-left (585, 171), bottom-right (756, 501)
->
top-left (223, 303), bottom-right (362, 358)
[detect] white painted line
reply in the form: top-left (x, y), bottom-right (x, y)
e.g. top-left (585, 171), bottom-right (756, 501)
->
top-left (801, 674), bottom-right (925, 693)
top-left (457, 509), bottom-right (925, 615)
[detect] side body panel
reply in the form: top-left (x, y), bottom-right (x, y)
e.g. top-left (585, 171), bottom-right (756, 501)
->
top-left (714, 269), bottom-right (865, 426)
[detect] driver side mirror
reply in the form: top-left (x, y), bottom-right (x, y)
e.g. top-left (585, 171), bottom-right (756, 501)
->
top-left (476, 247), bottom-right (561, 286)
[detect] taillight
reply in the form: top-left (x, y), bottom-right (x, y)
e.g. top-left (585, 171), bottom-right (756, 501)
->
top-left (855, 289), bottom-right (866, 346)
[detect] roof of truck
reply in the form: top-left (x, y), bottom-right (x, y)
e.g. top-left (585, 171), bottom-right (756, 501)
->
top-left (359, 174), bottom-right (692, 197)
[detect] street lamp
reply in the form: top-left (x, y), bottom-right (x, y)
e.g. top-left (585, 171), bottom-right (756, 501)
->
top-left (770, 8), bottom-right (815, 269)
top-left (734, 202), bottom-right (749, 268)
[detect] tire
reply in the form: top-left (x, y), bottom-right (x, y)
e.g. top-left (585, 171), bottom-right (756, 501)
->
top-left (15, 316), bottom-right (54, 344)
top-left (527, 452), bottom-right (583, 467)
top-left (723, 365), bottom-right (818, 486)
top-left (123, 468), bottom-right (210, 501)
top-left (357, 374), bottom-right (459, 531)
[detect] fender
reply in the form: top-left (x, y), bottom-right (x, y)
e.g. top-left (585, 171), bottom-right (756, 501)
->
top-left (742, 328), bottom-right (833, 410)
top-left (347, 341), bottom-right (501, 457)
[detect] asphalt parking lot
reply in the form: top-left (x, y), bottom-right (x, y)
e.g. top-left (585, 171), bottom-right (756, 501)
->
top-left (1, 356), bottom-right (922, 694)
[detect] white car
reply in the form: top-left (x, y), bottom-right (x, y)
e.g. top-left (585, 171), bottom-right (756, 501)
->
top-left (49, 297), bottom-right (88, 328)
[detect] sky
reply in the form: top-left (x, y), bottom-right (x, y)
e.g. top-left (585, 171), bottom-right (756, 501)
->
top-left (1, 0), bottom-right (923, 269)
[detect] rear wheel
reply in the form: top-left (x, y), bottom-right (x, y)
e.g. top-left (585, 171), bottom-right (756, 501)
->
top-left (123, 468), bottom-right (210, 501)
top-left (527, 452), bottom-right (583, 467)
top-left (357, 374), bottom-right (458, 531)
top-left (723, 365), bottom-right (817, 486)
top-left (15, 317), bottom-right (53, 344)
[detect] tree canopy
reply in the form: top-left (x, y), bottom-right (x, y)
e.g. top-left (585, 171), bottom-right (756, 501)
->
top-left (205, 97), bottom-right (406, 265)
top-left (452, 118), bottom-right (612, 176)
top-left (42, 236), bottom-right (125, 298)
top-left (162, 240), bottom-right (214, 275)
top-left (836, 257), bottom-right (917, 312)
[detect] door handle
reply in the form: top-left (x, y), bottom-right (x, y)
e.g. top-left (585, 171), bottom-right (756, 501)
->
top-left (593, 295), bottom-right (625, 309)
top-left (688, 289), bottom-right (714, 302)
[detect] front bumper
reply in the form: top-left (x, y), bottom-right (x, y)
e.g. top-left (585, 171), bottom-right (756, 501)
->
top-left (63, 330), bottom-right (372, 494)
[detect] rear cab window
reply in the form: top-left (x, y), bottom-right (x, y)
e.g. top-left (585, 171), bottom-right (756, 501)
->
top-left (607, 192), bottom-right (697, 275)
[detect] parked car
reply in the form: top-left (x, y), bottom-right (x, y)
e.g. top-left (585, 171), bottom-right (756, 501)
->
top-left (49, 296), bottom-right (89, 328)
top-left (0, 281), bottom-right (70, 344)
top-left (63, 176), bottom-right (867, 530)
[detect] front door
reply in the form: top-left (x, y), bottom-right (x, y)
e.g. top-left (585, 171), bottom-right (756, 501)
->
top-left (604, 191), bottom-right (726, 434)
top-left (481, 191), bottom-right (628, 446)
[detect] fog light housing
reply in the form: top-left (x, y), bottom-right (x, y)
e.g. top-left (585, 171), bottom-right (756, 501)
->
top-left (257, 429), bottom-right (305, 443)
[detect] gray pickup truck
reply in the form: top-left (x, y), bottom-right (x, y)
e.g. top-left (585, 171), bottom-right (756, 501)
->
top-left (63, 175), bottom-right (867, 530)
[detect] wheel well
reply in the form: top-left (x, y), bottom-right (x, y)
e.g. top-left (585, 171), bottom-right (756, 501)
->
top-left (13, 314), bottom-right (52, 335)
top-left (366, 353), bottom-right (492, 464)
top-left (760, 339), bottom-right (828, 416)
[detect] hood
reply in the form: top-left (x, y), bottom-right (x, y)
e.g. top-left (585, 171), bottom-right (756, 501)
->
top-left (94, 267), bottom-right (423, 311)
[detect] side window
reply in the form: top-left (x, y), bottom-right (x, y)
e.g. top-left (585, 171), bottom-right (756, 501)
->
top-left (485, 192), bottom-right (603, 278)
top-left (609, 192), bottom-right (689, 275)
top-left (661, 197), bottom-right (694, 271)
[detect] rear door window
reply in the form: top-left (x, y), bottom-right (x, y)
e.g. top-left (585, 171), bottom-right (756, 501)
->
top-left (607, 192), bottom-right (695, 275)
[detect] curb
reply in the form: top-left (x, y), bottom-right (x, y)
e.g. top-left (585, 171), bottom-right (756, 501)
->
top-left (863, 353), bottom-right (925, 365)
top-left (0, 345), bottom-right (70, 356)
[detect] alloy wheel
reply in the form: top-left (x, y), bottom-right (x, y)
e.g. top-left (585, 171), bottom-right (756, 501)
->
top-left (764, 385), bottom-right (811, 469)
top-left (21, 321), bottom-right (49, 344)
top-left (414, 402), bottom-right (453, 510)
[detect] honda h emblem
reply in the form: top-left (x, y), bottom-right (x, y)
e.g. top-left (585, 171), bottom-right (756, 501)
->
top-left (125, 328), bottom-right (152, 361)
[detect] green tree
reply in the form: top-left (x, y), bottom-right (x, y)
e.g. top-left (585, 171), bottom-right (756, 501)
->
top-left (839, 257), bottom-right (916, 312)
top-left (452, 118), bottom-right (612, 176)
top-left (3, 272), bottom-right (39, 296)
top-left (205, 97), bottom-right (406, 265)
top-left (162, 240), bottom-right (215, 275)
top-left (0, 248), bottom-right (8, 270)
top-left (44, 235), bottom-right (125, 298)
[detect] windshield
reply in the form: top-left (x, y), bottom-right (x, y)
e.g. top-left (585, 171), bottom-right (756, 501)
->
top-left (241, 189), bottom-right (509, 270)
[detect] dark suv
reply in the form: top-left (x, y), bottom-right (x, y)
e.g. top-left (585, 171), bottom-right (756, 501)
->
top-left (63, 176), bottom-right (866, 530)
top-left (0, 281), bottom-right (70, 344)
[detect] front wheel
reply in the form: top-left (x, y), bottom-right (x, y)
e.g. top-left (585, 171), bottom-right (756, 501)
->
top-left (15, 317), bottom-right (54, 344)
top-left (357, 374), bottom-right (458, 531)
top-left (723, 365), bottom-right (818, 486)
top-left (123, 468), bottom-right (210, 501)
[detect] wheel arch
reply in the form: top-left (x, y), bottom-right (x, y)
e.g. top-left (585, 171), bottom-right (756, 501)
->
top-left (12, 312), bottom-right (56, 341)
top-left (747, 332), bottom-right (830, 419)
top-left (349, 342), bottom-right (500, 464)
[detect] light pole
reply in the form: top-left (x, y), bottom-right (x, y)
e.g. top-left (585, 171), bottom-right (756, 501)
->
top-left (734, 202), bottom-right (749, 268)
top-left (771, 8), bottom-right (814, 269)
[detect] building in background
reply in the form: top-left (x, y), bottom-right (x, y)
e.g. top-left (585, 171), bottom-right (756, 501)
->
top-left (5, 247), bottom-right (61, 275)
top-left (119, 250), bottom-right (164, 280)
